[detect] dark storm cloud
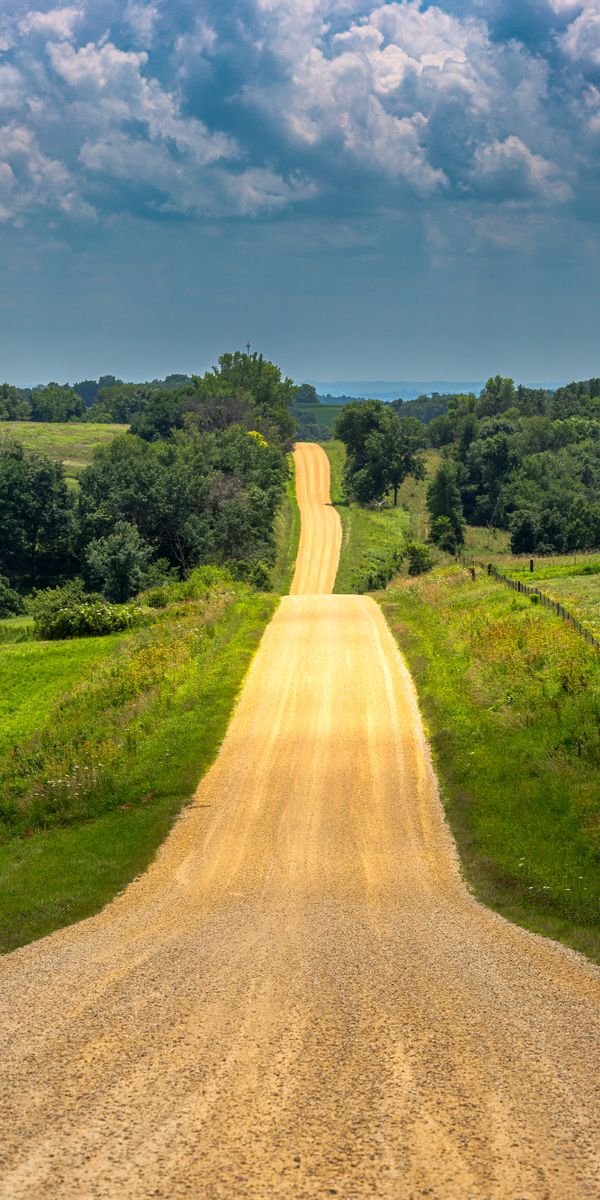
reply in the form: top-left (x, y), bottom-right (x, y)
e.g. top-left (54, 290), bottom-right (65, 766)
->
top-left (1, 0), bottom-right (599, 230)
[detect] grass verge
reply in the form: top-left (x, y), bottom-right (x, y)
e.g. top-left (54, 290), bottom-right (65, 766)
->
top-left (270, 455), bottom-right (300, 594)
top-left (324, 440), bottom-right (412, 592)
top-left (379, 567), bottom-right (600, 963)
top-left (0, 583), bottom-right (276, 952)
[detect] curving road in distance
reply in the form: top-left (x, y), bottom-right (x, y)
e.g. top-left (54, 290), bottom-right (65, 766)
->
top-left (0, 442), bottom-right (599, 1198)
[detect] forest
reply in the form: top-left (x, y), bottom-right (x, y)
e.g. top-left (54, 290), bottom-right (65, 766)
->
top-left (0, 353), bottom-right (294, 629)
top-left (336, 376), bottom-right (600, 555)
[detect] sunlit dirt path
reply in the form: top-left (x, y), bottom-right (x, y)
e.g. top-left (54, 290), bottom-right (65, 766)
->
top-left (1, 442), bottom-right (599, 1199)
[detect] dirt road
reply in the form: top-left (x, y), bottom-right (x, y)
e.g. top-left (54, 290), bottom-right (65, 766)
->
top-left (1, 442), bottom-right (599, 1199)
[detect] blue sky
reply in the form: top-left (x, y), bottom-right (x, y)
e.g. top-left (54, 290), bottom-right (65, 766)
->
top-left (0, 0), bottom-right (599, 384)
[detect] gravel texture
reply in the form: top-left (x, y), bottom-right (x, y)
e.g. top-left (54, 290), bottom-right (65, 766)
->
top-left (0, 443), bottom-right (599, 1199)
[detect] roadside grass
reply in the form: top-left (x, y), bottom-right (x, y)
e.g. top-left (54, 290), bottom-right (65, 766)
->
top-left (396, 448), bottom-right (441, 540)
top-left (324, 440), bottom-right (412, 593)
top-left (535, 574), bottom-right (600, 641)
top-left (0, 583), bottom-right (277, 952)
top-left (0, 421), bottom-right (127, 481)
top-left (379, 567), bottom-right (600, 963)
top-left (270, 456), bottom-right (301, 594)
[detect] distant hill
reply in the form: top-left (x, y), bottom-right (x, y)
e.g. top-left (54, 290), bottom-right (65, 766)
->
top-left (311, 381), bottom-right (485, 402)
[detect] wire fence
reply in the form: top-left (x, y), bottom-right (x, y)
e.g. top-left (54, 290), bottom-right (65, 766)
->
top-left (459, 557), bottom-right (600, 653)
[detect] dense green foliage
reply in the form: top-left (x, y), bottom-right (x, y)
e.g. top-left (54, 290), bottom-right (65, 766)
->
top-left (381, 568), bottom-right (600, 962)
top-left (427, 376), bottom-right (600, 553)
top-left (427, 459), bottom-right (465, 552)
top-left (334, 399), bottom-right (426, 505)
top-left (0, 353), bottom-right (294, 606)
top-left (0, 440), bottom-right (75, 587)
top-left (28, 580), bottom-right (147, 640)
top-left (0, 383), bottom-right (85, 422)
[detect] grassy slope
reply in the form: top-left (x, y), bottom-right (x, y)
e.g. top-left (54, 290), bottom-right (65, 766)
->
top-left (325, 441), bottom-right (442, 592)
top-left (380, 570), bottom-right (600, 962)
top-left (291, 403), bottom-right (344, 434)
top-left (0, 636), bottom-right (123, 756)
top-left (0, 421), bottom-right (127, 481)
top-left (0, 587), bottom-right (277, 952)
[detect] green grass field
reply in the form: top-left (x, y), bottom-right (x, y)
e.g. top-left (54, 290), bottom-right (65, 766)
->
top-left (0, 421), bottom-right (127, 480)
top-left (0, 635), bottom-right (123, 758)
top-left (0, 584), bottom-right (277, 951)
top-left (380, 568), bottom-right (600, 963)
top-left (292, 402), bottom-right (345, 436)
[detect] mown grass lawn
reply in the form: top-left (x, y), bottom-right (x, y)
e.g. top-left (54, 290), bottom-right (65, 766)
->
top-left (380, 568), bottom-right (600, 963)
top-left (0, 421), bottom-right (127, 481)
top-left (0, 635), bottom-right (123, 757)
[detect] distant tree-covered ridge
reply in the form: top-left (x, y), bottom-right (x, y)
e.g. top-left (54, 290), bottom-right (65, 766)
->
top-left (0, 352), bottom-right (295, 607)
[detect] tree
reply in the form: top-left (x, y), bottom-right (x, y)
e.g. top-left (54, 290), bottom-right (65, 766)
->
top-left (294, 383), bottom-right (319, 405)
top-left (368, 412), bottom-right (426, 506)
top-left (0, 575), bottom-right (24, 617)
top-left (477, 376), bottom-right (517, 418)
top-left (0, 440), bottom-right (74, 585)
top-left (335, 399), bottom-right (387, 501)
top-left (336, 401), bottom-right (426, 505)
top-left (0, 384), bottom-right (31, 421)
top-left (405, 541), bottom-right (434, 576)
top-left (427, 460), bottom-right (465, 548)
top-left (30, 384), bottom-right (84, 422)
top-left (86, 522), bottom-right (151, 602)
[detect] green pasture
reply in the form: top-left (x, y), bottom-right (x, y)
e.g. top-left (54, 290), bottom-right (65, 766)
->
top-left (0, 421), bottom-right (127, 480)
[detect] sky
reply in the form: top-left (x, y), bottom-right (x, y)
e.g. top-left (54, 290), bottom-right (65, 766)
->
top-left (1, 0), bottom-right (600, 386)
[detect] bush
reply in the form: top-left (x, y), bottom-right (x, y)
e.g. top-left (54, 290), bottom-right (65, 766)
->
top-left (231, 560), bottom-right (271, 590)
top-left (85, 521), bottom-right (151, 603)
top-left (431, 515), bottom-right (462, 554)
top-left (405, 540), bottom-right (434, 576)
top-left (353, 548), bottom-right (405, 593)
top-left (0, 575), bottom-right (24, 618)
top-left (28, 581), bottom-right (147, 640)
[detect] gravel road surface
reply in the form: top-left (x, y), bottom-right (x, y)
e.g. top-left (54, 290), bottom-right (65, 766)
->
top-left (0, 443), bottom-right (599, 1199)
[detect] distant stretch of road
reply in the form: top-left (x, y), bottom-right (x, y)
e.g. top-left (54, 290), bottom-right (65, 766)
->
top-left (0, 442), bottom-right (599, 1198)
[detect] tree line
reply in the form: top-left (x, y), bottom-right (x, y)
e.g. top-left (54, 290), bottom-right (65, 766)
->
top-left (334, 376), bottom-right (600, 557)
top-left (0, 353), bottom-right (294, 614)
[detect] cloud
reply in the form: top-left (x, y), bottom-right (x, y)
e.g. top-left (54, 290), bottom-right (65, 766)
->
top-left (1, 0), bottom-right (599, 241)
top-left (560, 4), bottom-right (600, 67)
top-left (124, 1), bottom-right (160, 47)
top-left (19, 7), bottom-right (82, 40)
top-left (0, 121), bottom-right (95, 223)
top-left (472, 135), bottom-right (572, 203)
